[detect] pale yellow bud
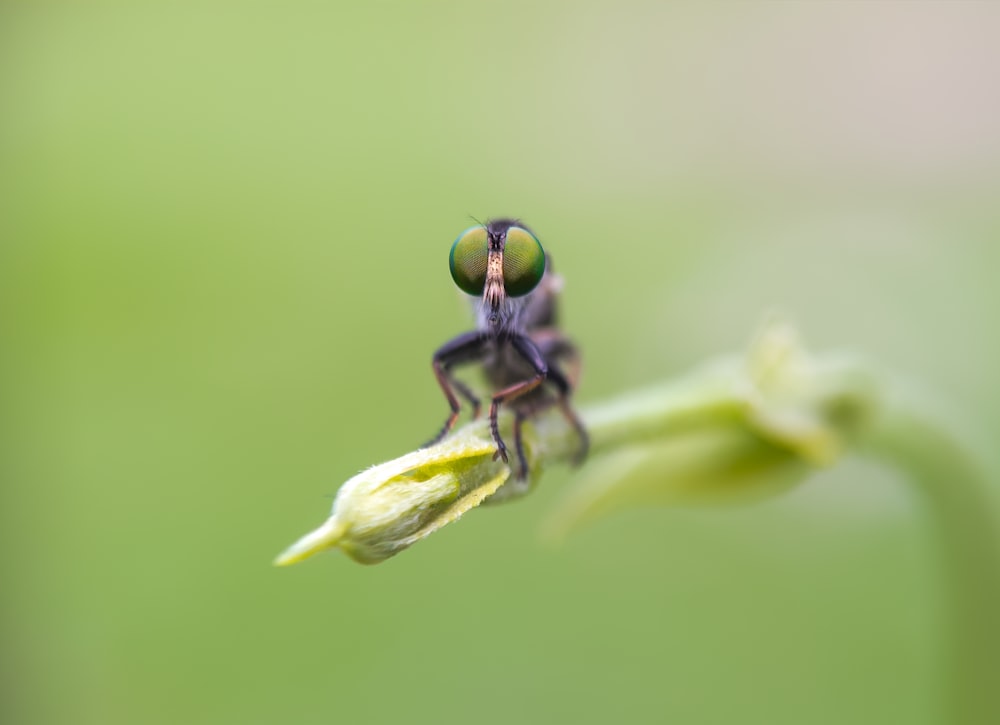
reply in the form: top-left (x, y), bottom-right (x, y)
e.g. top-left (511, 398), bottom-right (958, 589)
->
top-left (275, 434), bottom-right (510, 565)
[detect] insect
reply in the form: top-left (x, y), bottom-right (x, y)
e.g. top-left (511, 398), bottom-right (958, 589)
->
top-left (426, 218), bottom-right (589, 479)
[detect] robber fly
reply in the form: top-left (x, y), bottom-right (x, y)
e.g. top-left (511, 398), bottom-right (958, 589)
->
top-left (425, 218), bottom-right (588, 479)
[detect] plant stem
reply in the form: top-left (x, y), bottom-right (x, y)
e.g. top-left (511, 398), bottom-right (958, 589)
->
top-left (861, 391), bottom-right (1000, 725)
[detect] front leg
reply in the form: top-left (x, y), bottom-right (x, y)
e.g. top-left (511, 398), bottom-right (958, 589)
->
top-left (426, 330), bottom-right (489, 448)
top-left (489, 335), bottom-right (548, 477)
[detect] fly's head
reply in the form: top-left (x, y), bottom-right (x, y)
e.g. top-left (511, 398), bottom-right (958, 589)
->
top-left (448, 219), bottom-right (547, 335)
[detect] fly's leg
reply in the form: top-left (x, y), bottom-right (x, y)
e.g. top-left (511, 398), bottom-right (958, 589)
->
top-left (450, 378), bottom-right (481, 420)
top-left (426, 330), bottom-right (488, 448)
top-left (533, 330), bottom-right (589, 467)
top-left (544, 364), bottom-right (590, 467)
top-left (558, 398), bottom-right (589, 465)
top-left (509, 403), bottom-right (560, 480)
top-left (488, 375), bottom-right (544, 466)
top-left (512, 411), bottom-right (529, 479)
top-left (488, 335), bottom-right (550, 476)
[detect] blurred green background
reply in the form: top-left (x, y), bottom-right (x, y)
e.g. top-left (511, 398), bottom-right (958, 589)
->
top-left (3, 2), bottom-right (999, 724)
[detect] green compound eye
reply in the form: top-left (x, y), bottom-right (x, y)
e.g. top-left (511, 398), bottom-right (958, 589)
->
top-left (502, 226), bottom-right (545, 297)
top-left (449, 226), bottom-right (489, 296)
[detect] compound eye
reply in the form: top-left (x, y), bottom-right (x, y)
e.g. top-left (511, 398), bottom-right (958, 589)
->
top-left (502, 227), bottom-right (545, 297)
top-left (449, 226), bottom-right (489, 296)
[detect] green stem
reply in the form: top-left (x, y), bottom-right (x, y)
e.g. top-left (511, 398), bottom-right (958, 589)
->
top-left (535, 361), bottom-right (747, 462)
top-left (861, 391), bottom-right (1000, 725)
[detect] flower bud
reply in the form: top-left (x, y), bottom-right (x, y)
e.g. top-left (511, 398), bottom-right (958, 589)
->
top-left (275, 433), bottom-right (510, 565)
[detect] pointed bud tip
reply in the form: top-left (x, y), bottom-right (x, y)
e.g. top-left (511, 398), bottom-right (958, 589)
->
top-left (273, 517), bottom-right (347, 567)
